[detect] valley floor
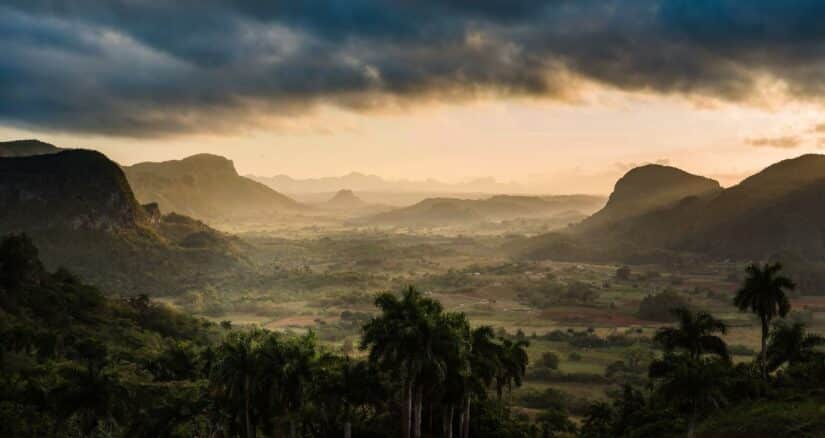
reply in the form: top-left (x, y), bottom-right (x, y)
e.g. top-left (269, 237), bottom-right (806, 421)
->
top-left (161, 225), bottom-right (825, 416)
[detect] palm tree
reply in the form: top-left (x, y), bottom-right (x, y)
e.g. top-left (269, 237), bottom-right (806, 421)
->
top-left (53, 343), bottom-right (129, 437)
top-left (650, 355), bottom-right (727, 438)
top-left (734, 262), bottom-right (794, 379)
top-left (653, 307), bottom-right (729, 361)
top-left (494, 337), bottom-right (529, 402)
top-left (432, 313), bottom-right (471, 438)
top-left (459, 326), bottom-right (502, 438)
top-left (361, 286), bottom-right (444, 438)
top-left (212, 330), bottom-right (262, 438)
top-left (766, 320), bottom-right (825, 372)
top-left (279, 333), bottom-right (317, 438)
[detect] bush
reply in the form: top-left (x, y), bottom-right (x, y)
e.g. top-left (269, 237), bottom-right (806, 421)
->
top-left (637, 290), bottom-right (688, 322)
top-left (537, 351), bottom-right (560, 370)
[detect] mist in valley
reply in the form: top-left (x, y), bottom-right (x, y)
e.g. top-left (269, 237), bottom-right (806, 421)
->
top-left (5, 2), bottom-right (825, 437)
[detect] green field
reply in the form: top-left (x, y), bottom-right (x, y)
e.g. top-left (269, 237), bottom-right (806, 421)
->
top-left (159, 226), bottom-right (825, 414)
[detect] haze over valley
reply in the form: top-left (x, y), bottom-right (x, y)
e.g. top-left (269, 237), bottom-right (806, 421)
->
top-left (4, 3), bottom-right (825, 438)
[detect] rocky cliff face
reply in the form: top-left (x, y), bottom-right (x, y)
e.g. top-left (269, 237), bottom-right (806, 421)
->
top-left (0, 150), bottom-right (146, 232)
top-left (0, 146), bottom-right (250, 295)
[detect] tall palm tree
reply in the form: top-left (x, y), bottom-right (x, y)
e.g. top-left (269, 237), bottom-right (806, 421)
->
top-left (459, 326), bottom-right (502, 438)
top-left (431, 313), bottom-right (471, 438)
top-left (279, 333), bottom-right (317, 438)
top-left (53, 350), bottom-right (129, 437)
top-left (734, 262), bottom-right (794, 379)
top-left (212, 330), bottom-right (262, 438)
top-left (361, 286), bottom-right (444, 438)
top-left (653, 307), bottom-right (729, 361)
top-left (494, 337), bottom-right (529, 402)
top-left (650, 356), bottom-right (727, 438)
top-left (766, 320), bottom-right (825, 372)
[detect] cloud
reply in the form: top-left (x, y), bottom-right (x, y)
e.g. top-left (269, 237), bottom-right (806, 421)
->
top-left (3, 1), bottom-right (825, 136)
top-left (746, 136), bottom-right (802, 149)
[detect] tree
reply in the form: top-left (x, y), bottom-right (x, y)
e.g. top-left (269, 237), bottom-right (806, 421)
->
top-left (638, 290), bottom-right (688, 322)
top-left (537, 352), bottom-right (559, 370)
top-left (461, 326), bottom-right (503, 438)
top-left (615, 266), bottom-right (632, 281)
top-left (766, 320), bottom-right (825, 373)
top-left (495, 338), bottom-right (529, 402)
top-left (653, 307), bottom-right (729, 361)
top-left (433, 313), bottom-right (471, 438)
top-left (734, 262), bottom-right (794, 379)
top-left (253, 331), bottom-right (317, 438)
top-left (649, 356), bottom-right (727, 438)
top-left (0, 233), bottom-right (44, 290)
top-left (579, 402), bottom-right (613, 438)
top-left (53, 341), bottom-right (129, 437)
top-left (212, 330), bottom-right (262, 438)
top-left (361, 286), bottom-right (445, 438)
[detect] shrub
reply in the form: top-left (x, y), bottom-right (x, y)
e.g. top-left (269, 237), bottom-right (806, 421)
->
top-left (615, 266), bottom-right (632, 281)
top-left (537, 351), bottom-right (560, 370)
top-left (637, 290), bottom-right (688, 322)
top-left (568, 352), bottom-right (582, 361)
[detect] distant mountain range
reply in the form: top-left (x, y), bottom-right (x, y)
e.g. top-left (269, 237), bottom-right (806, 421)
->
top-left (522, 154), bottom-right (825, 266)
top-left (360, 195), bottom-right (606, 227)
top-left (123, 154), bottom-right (308, 223)
top-left (250, 172), bottom-right (526, 194)
top-left (0, 141), bottom-right (248, 294)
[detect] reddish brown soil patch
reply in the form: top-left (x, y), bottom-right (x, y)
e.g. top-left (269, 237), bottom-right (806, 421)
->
top-left (539, 306), bottom-right (647, 326)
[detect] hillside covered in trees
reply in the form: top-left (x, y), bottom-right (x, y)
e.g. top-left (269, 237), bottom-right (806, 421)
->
top-left (3, 234), bottom-right (825, 437)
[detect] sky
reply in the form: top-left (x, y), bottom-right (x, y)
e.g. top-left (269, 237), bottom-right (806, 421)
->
top-left (3, 1), bottom-right (825, 194)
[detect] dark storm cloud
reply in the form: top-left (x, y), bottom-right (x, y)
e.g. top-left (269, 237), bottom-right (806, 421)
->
top-left (3, 0), bottom-right (825, 136)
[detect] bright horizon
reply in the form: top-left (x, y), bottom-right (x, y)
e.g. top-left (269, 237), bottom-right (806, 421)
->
top-left (4, 2), bottom-right (825, 194)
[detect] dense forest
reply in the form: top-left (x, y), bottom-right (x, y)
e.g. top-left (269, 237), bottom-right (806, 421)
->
top-left (2, 233), bottom-right (825, 437)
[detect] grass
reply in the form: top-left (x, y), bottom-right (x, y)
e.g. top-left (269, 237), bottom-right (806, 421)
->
top-left (203, 230), bottom-right (825, 409)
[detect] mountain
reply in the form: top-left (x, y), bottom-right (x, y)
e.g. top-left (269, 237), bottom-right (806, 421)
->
top-left (0, 148), bottom-right (248, 294)
top-left (678, 155), bottom-right (825, 259)
top-left (250, 172), bottom-right (525, 194)
top-left (362, 194), bottom-right (605, 227)
top-left (0, 149), bottom-right (146, 231)
top-left (325, 189), bottom-right (368, 209)
top-left (0, 139), bottom-right (62, 157)
top-left (123, 154), bottom-right (307, 223)
top-left (522, 155), bottom-right (825, 266)
top-left (579, 164), bottom-right (722, 229)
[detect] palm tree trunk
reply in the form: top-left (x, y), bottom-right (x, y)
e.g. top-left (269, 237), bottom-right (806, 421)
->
top-left (686, 406), bottom-right (697, 438)
top-left (402, 380), bottom-right (412, 438)
top-left (245, 375), bottom-right (254, 438)
top-left (289, 420), bottom-right (296, 438)
top-left (761, 316), bottom-right (769, 380)
top-left (428, 401), bottom-right (433, 435)
top-left (462, 397), bottom-right (471, 438)
top-left (443, 405), bottom-right (453, 438)
top-left (413, 384), bottom-right (423, 438)
top-left (344, 421), bottom-right (351, 438)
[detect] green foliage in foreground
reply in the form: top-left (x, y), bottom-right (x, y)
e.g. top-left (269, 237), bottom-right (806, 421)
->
top-left (0, 234), bottom-right (538, 438)
top-left (3, 235), bottom-right (825, 438)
